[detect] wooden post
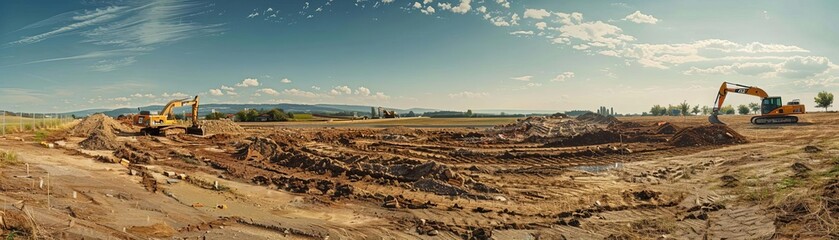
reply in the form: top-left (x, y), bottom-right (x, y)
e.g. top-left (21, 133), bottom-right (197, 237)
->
top-left (47, 172), bottom-right (51, 210)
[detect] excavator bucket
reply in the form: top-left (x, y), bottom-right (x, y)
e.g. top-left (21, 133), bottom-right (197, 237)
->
top-left (708, 113), bottom-right (725, 125)
top-left (186, 126), bottom-right (205, 135)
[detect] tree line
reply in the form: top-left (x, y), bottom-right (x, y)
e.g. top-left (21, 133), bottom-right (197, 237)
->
top-left (205, 108), bottom-right (294, 122)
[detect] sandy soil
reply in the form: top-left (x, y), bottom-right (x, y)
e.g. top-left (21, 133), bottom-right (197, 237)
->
top-left (0, 113), bottom-right (836, 239)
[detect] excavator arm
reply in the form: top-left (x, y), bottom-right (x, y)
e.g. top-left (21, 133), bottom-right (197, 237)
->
top-left (709, 82), bottom-right (769, 124)
top-left (159, 96), bottom-right (201, 128)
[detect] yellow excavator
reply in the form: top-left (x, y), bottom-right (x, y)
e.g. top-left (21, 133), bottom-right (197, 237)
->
top-left (709, 82), bottom-right (805, 124)
top-left (132, 96), bottom-right (205, 135)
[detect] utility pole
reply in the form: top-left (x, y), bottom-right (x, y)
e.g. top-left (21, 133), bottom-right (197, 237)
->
top-left (2, 110), bottom-right (5, 135)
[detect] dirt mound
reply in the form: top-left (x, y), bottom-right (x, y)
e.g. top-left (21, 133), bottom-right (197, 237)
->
top-left (669, 125), bottom-right (747, 147)
top-left (655, 122), bottom-right (677, 134)
top-left (69, 113), bottom-right (133, 137)
top-left (576, 112), bottom-right (620, 124)
top-left (199, 119), bottom-right (244, 135)
top-left (79, 127), bottom-right (122, 150)
top-left (235, 137), bottom-right (284, 160)
top-left (127, 222), bottom-right (175, 238)
top-left (543, 130), bottom-right (622, 147)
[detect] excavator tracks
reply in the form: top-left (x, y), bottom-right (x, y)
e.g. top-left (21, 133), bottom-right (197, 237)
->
top-left (751, 115), bottom-right (798, 124)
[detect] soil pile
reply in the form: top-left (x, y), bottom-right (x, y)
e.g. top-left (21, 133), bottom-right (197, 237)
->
top-left (198, 119), bottom-right (244, 135)
top-left (79, 127), bottom-right (122, 150)
top-left (489, 116), bottom-right (600, 142)
top-left (235, 137), bottom-right (283, 160)
top-left (543, 130), bottom-right (622, 147)
top-left (576, 112), bottom-right (620, 124)
top-left (669, 125), bottom-right (747, 147)
top-left (69, 113), bottom-right (133, 137)
top-left (655, 122), bottom-right (678, 134)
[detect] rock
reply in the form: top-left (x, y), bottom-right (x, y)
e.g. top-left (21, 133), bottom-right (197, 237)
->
top-left (791, 162), bottom-right (811, 173)
top-left (567, 218), bottom-right (581, 227)
top-left (804, 145), bottom-right (822, 153)
top-left (493, 196), bottom-right (507, 202)
top-left (720, 175), bottom-right (738, 187)
top-left (427, 229), bottom-right (439, 236)
top-left (164, 171), bottom-right (176, 177)
top-left (166, 179), bottom-right (181, 184)
top-left (382, 195), bottom-right (400, 208)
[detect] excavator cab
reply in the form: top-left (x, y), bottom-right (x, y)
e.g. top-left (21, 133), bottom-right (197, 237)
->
top-left (761, 97), bottom-right (782, 114)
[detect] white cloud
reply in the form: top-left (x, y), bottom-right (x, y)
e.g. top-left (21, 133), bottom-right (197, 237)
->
top-left (413, 2), bottom-right (422, 8)
top-left (226, 91), bottom-right (238, 96)
top-left (257, 88), bottom-right (280, 96)
top-left (477, 6), bottom-right (487, 13)
top-left (623, 11), bottom-right (659, 24)
top-left (511, 75), bottom-right (533, 81)
top-left (329, 86), bottom-right (352, 95)
top-left (438, 2), bottom-right (452, 10)
top-left (616, 39), bottom-right (810, 69)
top-left (421, 6), bottom-right (436, 15)
top-left (90, 57), bottom-right (136, 72)
top-left (449, 91), bottom-right (488, 98)
top-left (684, 56), bottom-right (833, 79)
top-left (112, 97), bottom-right (130, 102)
top-left (490, 16), bottom-right (511, 26)
top-left (280, 78), bottom-right (292, 83)
top-left (221, 85), bottom-right (235, 91)
top-left (510, 31), bottom-right (534, 35)
top-left (572, 44), bottom-right (590, 50)
top-left (382, 0), bottom-right (395, 3)
top-left (209, 89), bottom-right (224, 96)
top-left (247, 12), bottom-right (259, 18)
top-left (356, 87), bottom-right (371, 96)
top-left (11, 6), bottom-right (127, 45)
top-left (535, 22), bottom-right (547, 30)
top-left (283, 88), bottom-right (319, 98)
top-left (554, 12), bottom-right (635, 49)
top-left (130, 93), bottom-right (155, 98)
top-left (451, 0), bottom-right (472, 14)
top-left (526, 82), bottom-right (543, 87)
top-left (311, 86), bottom-right (321, 90)
top-left (236, 78), bottom-right (260, 87)
top-left (552, 72), bottom-right (575, 82)
top-left (496, 0), bottom-right (510, 8)
top-left (524, 9), bottom-right (550, 19)
top-left (169, 92), bottom-right (189, 98)
top-left (424, 0), bottom-right (433, 4)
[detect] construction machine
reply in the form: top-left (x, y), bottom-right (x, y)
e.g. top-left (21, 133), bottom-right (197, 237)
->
top-left (132, 96), bottom-right (205, 135)
top-left (709, 82), bottom-right (805, 124)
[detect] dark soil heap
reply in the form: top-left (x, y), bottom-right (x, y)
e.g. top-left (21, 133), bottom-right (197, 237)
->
top-left (656, 122), bottom-right (678, 134)
top-left (79, 127), bottom-right (122, 150)
top-left (669, 125), bottom-right (747, 147)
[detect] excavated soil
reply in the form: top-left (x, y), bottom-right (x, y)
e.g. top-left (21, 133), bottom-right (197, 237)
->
top-left (198, 119), bottom-right (245, 135)
top-left (69, 113), bottom-right (133, 137)
top-left (78, 127), bottom-right (122, 150)
top-left (669, 125), bottom-right (747, 147)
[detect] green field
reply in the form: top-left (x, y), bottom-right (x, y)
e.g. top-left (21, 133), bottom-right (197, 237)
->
top-left (0, 115), bottom-right (72, 133)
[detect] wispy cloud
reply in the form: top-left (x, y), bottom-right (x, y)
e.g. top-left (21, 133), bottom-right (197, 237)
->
top-left (8, 0), bottom-right (224, 71)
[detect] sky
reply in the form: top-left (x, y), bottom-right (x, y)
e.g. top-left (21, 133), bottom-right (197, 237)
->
top-left (2, 0), bottom-right (839, 114)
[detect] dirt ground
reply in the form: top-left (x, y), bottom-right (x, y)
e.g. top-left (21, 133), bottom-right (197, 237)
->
top-left (0, 113), bottom-right (837, 239)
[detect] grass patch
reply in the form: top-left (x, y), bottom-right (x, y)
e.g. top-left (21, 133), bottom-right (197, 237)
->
top-left (292, 113), bottom-right (314, 120)
top-left (777, 177), bottom-right (801, 190)
top-left (0, 150), bottom-right (22, 166)
top-left (33, 130), bottom-right (48, 142)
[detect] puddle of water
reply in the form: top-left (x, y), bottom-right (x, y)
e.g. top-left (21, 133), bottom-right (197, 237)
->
top-left (572, 162), bottom-right (623, 173)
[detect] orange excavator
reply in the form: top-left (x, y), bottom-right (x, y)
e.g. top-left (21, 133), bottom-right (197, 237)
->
top-left (709, 82), bottom-right (805, 124)
top-left (132, 96), bottom-right (204, 135)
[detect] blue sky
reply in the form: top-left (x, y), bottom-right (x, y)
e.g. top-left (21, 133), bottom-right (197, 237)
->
top-left (2, 0), bottom-right (838, 113)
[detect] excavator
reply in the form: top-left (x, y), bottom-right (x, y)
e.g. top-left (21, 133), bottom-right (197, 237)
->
top-left (132, 96), bottom-right (205, 135)
top-left (709, 82), bottom-right (805, 125)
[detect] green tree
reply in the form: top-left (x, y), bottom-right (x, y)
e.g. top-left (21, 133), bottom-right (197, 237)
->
top-left (815, 91), bottom-right (834, 111)
top-left (465, 109), bottom-right (473, 117)
top-left (691, 105), bottom-right (700, 115)
top-left (205, 112), bottom-right (226, 120)
top-left (737, 104), bottom-right (750, 115)
top-left (405, 111), bottom-right (416, 117)
top-left (701, 106), bottom-right (710, 115)
top-left (720, 105), bottom-right (736, 115)
top-left (650, 105), bottom-right (666, 116)
top-left (265, 108), bottom-right (289, 121)
top-left (677, 101), bottom-right (691, 116)
top-left (371, 107), bottom-right (377, 118)
top-left (748, 103), bottom-right (760, 114)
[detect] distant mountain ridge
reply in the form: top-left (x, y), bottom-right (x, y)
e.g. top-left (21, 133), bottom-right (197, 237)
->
top-left (61, 103), bottom-right (446, 117)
